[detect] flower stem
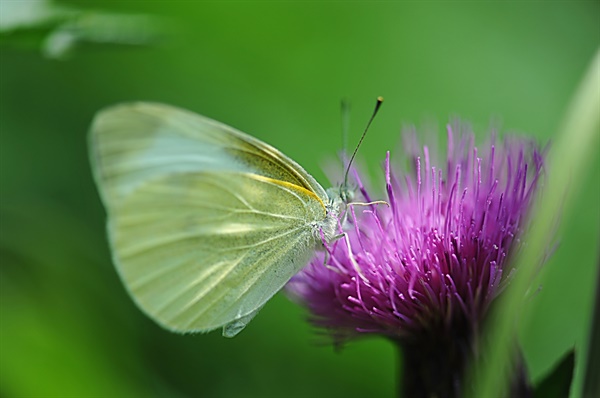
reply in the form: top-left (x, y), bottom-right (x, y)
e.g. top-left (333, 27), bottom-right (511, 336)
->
top-left (395, 322), bottom-right (474, 398)
top-left (395, 323), bottom-right (532, 397)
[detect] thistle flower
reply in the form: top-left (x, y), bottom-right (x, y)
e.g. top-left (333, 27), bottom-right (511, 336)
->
top-left (286, 122), bottom-right (544, 397)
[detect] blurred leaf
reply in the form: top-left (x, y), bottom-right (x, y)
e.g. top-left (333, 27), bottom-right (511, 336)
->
top-left (583, 251), bottom-right (600, 398)
top-left (42, 11), bottom-right (161, 59)
top-left (533, 350), bottom-right (575, 398)
top-left (470, 48), bottom-right (600, 398)
top-left (0, 0), bottom-right (73, 32)
top-left (0, 0), bottom-right (161, 59)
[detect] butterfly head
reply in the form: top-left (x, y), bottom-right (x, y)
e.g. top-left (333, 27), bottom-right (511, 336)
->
top-left (339, 184), bottom-right (355, 203)
top-left (326, 185), bottom-right (354, 208)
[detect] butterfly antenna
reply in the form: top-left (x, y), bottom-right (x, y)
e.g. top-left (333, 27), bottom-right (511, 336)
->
top-left (341, 99), bottom-right (351, 170)
top-left (343, 96), bottom-right (384, 190)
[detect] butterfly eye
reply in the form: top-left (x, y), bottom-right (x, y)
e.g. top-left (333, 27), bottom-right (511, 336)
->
top-left (340, 187), bottom-right (354, 203)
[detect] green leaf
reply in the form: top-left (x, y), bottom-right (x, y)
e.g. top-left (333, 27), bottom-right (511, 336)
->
top-left (469, 48), bottom-right (600, 398)
top-left (533, 350), bottom-right (575, 398)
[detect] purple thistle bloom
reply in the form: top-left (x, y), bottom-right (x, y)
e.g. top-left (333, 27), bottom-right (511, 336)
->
top-left (287, 123), bottom-right (543, 396)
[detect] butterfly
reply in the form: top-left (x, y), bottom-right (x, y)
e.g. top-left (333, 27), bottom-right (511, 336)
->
top-left (89, 102), bottom-right (354, 337)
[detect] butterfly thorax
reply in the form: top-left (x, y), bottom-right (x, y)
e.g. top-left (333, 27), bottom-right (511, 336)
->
top-left (317, 187), bottom-right (352, 244)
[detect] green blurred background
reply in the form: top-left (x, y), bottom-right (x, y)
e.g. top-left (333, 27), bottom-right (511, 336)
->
top-left (1, 1), bottom-right (598, 397)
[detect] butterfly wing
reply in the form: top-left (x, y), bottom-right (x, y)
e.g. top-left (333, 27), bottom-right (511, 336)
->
top-left (89, 103), bottom-right (328, 335)
top-left (90, 102), bottom-right (328, 207)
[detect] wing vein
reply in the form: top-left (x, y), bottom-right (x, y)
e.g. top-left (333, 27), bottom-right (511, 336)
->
top-left (153, 227), bottom-right (307, 320)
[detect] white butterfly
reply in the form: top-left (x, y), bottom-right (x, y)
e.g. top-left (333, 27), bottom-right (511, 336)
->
top-left (89, 103), bottom-right (348, 337)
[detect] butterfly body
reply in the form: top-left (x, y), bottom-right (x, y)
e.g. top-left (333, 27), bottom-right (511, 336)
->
top-left (89, 103), bottom-right (345, 337)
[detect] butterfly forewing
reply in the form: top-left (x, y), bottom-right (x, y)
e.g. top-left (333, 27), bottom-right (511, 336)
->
top-left (90, 102), bottom-right (328, 207)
